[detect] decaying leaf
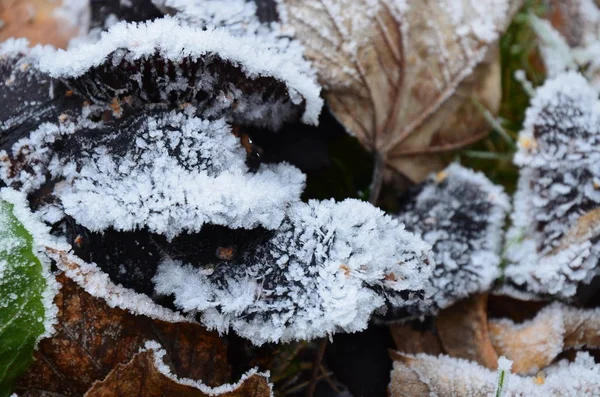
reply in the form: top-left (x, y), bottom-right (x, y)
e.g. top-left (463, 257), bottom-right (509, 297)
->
top-left (436, 294), bottom-right (499, 369)
top-left (385, 163), bottom-right (509, 319)
top-left (389, 352), bottom-right (600, 396)
top-left (489, 303), bottom-right (600, 374)
top-left (15, 274), bottom-right (232, 396)
top-left (154, 199), bottom-right (434, 345)
top-left (282, 0), bottom-right (521, 181)
top-left (504, 72), bottom-right (600, 300)
top-left (389, 323), bottom-right (444, 357)
top-left (85, 342), bottom-right (272, 397)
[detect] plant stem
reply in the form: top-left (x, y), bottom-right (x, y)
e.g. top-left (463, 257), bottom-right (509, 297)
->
top-left (369, 152), bottom-right (385, 205)
top-left (305, 338), bottom-right (328, 397)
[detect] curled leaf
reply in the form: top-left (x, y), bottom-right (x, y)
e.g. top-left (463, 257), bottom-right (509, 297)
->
top-left (15, 274), bottom-right (232, 396)
top-left (86, 342), bottom-right (271, 397)
top-left (389, 351), bottom-right (600, 397)
top-left (435, 294), bottom-right (499, 369)
top-left (387, 163), bottom-right (509, 319)
top-left (489, 303), bottom-right (600, 374)
top-left (154, 199), bottom-right (434, 345)
top-left (282, 0), bottom-right (520, 181)
top-left (37, 17), bottom-right (322, 128)
top-left (504, 72), bottom-right (600, 300)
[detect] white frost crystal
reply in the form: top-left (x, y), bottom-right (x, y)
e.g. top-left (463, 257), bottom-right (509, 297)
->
top-left (37, 16), bottom-right (322, 127)
top-left (154, 199), bottom-right (433, 345)
top-left (390, 163), bottom-right (509, 318)
top-left (55, 111), bottom-right (305, 237)
top-left (504, 72), bottom-right (600, 299)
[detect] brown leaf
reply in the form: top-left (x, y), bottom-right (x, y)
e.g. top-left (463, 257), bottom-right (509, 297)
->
top-left (489, 303), bottom-right (600, 374)
top-left (389, 351), bottom-right (600, 396)
top-left (15, 274), bottom-right (231, 396)
top-left (283, 0), bottom-right (521, 181)
top-left (85, 343), bottom-right (272, 397)
top-left (0, 0), bottom-right (78, 48)
top-left (389, 323), bottom-right (443, 356)
top-left (435, 293), bottom-right (499, 369)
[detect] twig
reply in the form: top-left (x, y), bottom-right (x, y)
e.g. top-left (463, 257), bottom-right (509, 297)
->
top-left (369, 152), bottom-right (385, 205)
top-left (305, 338), bottom-right (328, 397)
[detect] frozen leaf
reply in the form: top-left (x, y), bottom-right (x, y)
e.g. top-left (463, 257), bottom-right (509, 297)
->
top-left (387, 163), bottom-right (509, 319)
top-left (15, 274), bottom-right (232, 396)
top-left (51, 111), bottom-right (305, 238)
top-left (389, 323), bottom-right (444, 357)
top-left (0, 41), bottom-right (82, 163)
top-left (281, 0), bottom-right (520, 181)
top-left (504, 72), bottom-right (600, 299)
top-left (154, 199), bottom-right (434, 345)
top-left (436, 294), bottom-right (499, 369)
top-left (86, 341), bottom-right (271, 397)
top-left (0, 189), bottom-right (57, 396)
top-left (537, 0), bottom-right (600, 90)
top-left (489, 303), bottom-right (600, 374)
top-left (37, 17), bottom-right (322, 129)
top-left (389, 351), bottom-right (600, 397)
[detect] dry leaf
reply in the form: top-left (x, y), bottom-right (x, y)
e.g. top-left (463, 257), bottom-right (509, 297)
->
top-left (15, 274), bottom-right (231, 396)
top-left (282, 0), bottom-right (521, 181)
top-left (389, 351), bottom-right (600, 396)
top-left (0, 0), bottom-right (80, 48)
top-left (85, 342), bottom-right (272, 397)
top-left (436, 294), bottom-right (499, 369)
top-left (489, 303), bottom-right (600, 374)
top-left (389, 323), bottom-right (443, 357)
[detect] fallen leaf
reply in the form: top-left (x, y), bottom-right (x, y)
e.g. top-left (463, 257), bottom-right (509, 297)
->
top-left (489, 303), bottom-right (600, 374)
top-left (435, 294), bottom-right (499, 369)
top-left (0, 0), bottom-right (80, 48)
top-left (0, 193), bottom-right (57, 396)
top-left (389, 323), bottom-right (443, 357)
top-left (389, 351), bottom-right (600, 396)
top-left (282, 0), bottom-right (521, 181)
top-left (85, 342), bottom-right (272, 397)
top-left (14, 274), bottom-right (231, 396)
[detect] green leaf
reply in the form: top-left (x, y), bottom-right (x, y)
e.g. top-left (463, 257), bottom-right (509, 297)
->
top-left (0, 198), bottom-right (52, 397)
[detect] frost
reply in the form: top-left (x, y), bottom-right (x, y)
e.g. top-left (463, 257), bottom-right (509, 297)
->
top-left (532, 0), bottom-right (600, 91)
top-left (504, 72), bottom-right (600, 299)
top-left (36, 17), bottom-right (322, 127)
top-left (52, 111), bottom-right (305, 237)
top-left (48, 247), bottom-right (191, 324)
top-left (154, 199), bottom-right (433, 345)
top-left (142, 341), bottom-right (274, 396)
top-left (388, 164), bottom-right (509, 319)
top-left (390, 351), bottom-right (600, 397)
top-left (0, 188), bottom-right (59, 341)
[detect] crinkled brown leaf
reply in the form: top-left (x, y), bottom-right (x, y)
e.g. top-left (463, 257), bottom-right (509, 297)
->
top-left (85, 343), bottom-right (272, 397)
top-left (389, 323), bottom-right (443, 357)
top-left (14, 274), bottom-right (231, 396)
top-left (436, 294), bottom-right (499, 369)
top-left (0, 0), bottom-right (78, 48)
top-left (389, 351), bottom-right (600, 396)
top-left (283, 0), bottom-right (521, 181)
top-left (489, 303), bottom-right (600, 374)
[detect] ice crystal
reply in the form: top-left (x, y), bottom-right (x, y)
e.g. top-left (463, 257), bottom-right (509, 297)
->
top-left (386, 164), bottom-right (509, 319)
top-left (154, 199), bottom-right (433, 345)
top-left (54, 111), bottom-right (305, 237)
top-left (37, 17), bottom-right (322, 127)
top-left (504, 72), bottom-right (600, 299)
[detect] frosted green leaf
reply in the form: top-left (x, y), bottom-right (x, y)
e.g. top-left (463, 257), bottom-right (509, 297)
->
top-left (0, 197), bottom-right (53, 396)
